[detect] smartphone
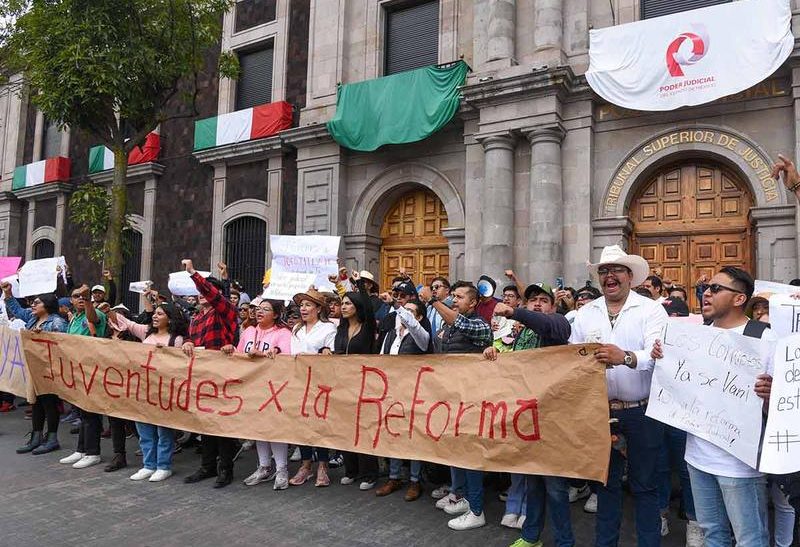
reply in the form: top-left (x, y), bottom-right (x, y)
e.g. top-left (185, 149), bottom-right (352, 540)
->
top-left (555, 277), bottom-right (564, 290)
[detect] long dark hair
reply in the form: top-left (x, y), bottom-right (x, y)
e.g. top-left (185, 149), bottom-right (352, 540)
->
top-left (37, 294), bottom-right (60, 316)
top-left (259, 299), bottom-right (288, 329)
top-left (292, 298), bottom-right (330, 335)
top-left (147, 302), bottom-right (188, 339)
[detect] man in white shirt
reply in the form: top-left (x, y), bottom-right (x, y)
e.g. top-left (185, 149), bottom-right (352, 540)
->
top-left (569, 245), bottom-right (668, 547)
top-left (653, 266), bottom-right (776, 547)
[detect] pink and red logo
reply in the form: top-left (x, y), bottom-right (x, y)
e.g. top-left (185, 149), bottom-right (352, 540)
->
top-left (666, 26), bottom-right (709, 77)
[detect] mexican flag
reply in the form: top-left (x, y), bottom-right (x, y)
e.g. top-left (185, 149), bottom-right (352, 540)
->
top-left (12, 157), bottom-right (71, 191)
top-left (88, 132), bottom-right (161, 174)
top-left (193, 101), bottom-right (292, 151)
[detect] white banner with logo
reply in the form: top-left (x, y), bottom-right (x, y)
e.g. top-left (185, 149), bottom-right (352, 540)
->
top-left (586, 0), bottom-right (793, 111)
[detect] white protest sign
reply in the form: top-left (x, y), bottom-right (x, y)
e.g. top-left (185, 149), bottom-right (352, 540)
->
top-left (56, 256), bottom-right (67, 284)
top-left (760, 334), bottom-right (800, 474)
top-left (17, 257), bottom-right (59, 297)
top-left (129, 281), bottom-right (152, 294)
top-left (262, 271), bottom-right (317, 302)
top-left (167, 271), bottom-right (211, 296)
top-left (269, 235), bottom-right (340, 292)
top-left (647, 320), bottom-right (770, 468)
top-left (754, 279), bottom-right (798, 296)
top-left (1, 275), bottom-right (21, 298)
top-left (767, 294), bottom-right (800, 339)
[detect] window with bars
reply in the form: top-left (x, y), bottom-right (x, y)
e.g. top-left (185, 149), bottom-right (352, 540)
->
top-left (32, 239), bottom-right (55, 259)
top-left (641, 0), bottom-right (730, 19)
top-left (42, 118), bottom-right (61, 159)
top-left (119, 230), bottom-right (143, 312)
top-left (384, 0), bottom-right (440, 75)
top-left (224, 216), bottom-right (267, 297)
top-left (236, 46), bottom-right (274, 110)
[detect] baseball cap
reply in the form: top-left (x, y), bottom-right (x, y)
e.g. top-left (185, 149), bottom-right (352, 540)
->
top-left (524, 282), bottom-right (554, 302)
top-left (393, 281), bottom-right (417, 296)
top-left (91, 284), bottom-right (106, 293)
top-left (662, 298), bottom-right (690, 317)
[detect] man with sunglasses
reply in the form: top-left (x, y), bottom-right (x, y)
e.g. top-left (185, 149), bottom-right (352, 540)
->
top-left (58, 284), bottom-right (108, 470)
top-left (569, 244), bottom-right (668, 547)
top-left (652, 267), bottom-right (778, 547)
top-left (426, 276), bottom-right (450, 337)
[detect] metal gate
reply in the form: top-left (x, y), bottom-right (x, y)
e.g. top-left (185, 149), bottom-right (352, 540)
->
top-left (224, 216), bottom-right (267, 298)
top-left (119, 230), bottom-right (142, 311)
top-left (32, 239), bottom-right (55, 259)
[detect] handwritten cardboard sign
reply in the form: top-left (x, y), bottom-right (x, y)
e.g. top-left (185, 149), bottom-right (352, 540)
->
top-left (269, 235), bottom-right (340, 293)
top-left (0, 326), bottom-right (33, 400)
top-left (754, 279), bottom-right (798, 296)
top-left (17, 257), bottom-right (59, 297)
top-left (760, 334), bottom-right (800, 474)
top-left (262, 271), bottom-right (317, 301)
top-left (167, 271), bottom-right (210, 296)
top-left (17, 327), bottom-right (610, 481)
top-left (768, 294), bottom-right (800, 338)
top-left (647, 320), bottom-right (770, 468)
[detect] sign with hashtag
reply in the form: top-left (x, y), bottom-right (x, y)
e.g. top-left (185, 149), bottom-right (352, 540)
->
top-left (760, 334), bottom-right (800, 474)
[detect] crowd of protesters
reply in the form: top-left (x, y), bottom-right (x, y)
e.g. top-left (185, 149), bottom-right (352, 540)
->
top-left (2, 156), bottom-right (800, 546)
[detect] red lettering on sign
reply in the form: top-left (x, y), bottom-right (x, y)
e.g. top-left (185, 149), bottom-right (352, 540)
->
top-left (126, 370), bottom-right (141, 401)
top-left (140, 352), bottom-right (158, 407)
top-left (30, 338), bottom-right (58, 381)
top-left (78, 362), bottom-right (100, 395)
top-left (425, 401), bottom-right (451, 441)
top-left (258, 380), bottom-right (288, 413)
top-left (196, 379), bottom-right (219, 413)
top-left (384, 401), bottom-right (406, 438)
top-left (313, 384), bottom-right (332, 419)
top-left (408, 366), bottom-right (434, 439)
top-left (455, 401), bottom-right (475, 437)
top-left (175, 355), bottom-right (195, 412)
top-left (220, 379), bottom-right (243, 416)
top-left (513, 398), bottom-right (541, 441)
top-left (354, 366), bottom-right (388, 449)
top-left (158, 375), bottom-right (175, 411)
top-left (300, 366), bottom-right (312, 418)
top-left (102, 366), bottom-right (124, 399)
top-left (479, 401), bottom-right (508, 439)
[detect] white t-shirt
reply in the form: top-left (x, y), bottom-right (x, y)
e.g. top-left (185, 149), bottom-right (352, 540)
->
top-left (684, 322), bottom-right (777, 478)
top-left (290, 320), bottom-right (337, 355)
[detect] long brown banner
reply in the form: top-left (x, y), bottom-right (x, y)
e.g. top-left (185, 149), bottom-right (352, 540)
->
top-left (6, 326), bottom-right (611, 482)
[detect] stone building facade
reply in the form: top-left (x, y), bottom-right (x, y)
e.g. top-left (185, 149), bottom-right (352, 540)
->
top-left (1, 0), bottom-right (799, 311)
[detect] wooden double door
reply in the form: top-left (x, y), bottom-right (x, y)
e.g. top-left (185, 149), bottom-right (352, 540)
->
top-left (380, 189), bottom-right (450, 290)
top-left (629, 162), bottom-right (754, 311)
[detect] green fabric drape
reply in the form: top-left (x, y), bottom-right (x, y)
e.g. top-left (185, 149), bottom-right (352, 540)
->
top-left (326, 61), bottom-right (468, 152)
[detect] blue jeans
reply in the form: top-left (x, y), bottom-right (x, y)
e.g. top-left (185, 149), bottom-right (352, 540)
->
top-left (596, 405), bottom-right (663, 547)
top-left (687, 464), bottom-right (768, 547)
top-left (658, 425), bottom-right (695, 520)
top-left (136, 422), bottom-right (174, 471)
top-left (522, 475), bottom-right (575, 547)
top-left (452, 467), bottom-right (484, 515)
top-left (770, 479), bottom-right (795, 547)
top-left (506, 474), bottom-right (528, 516)
top-left (389, 459), bottom-right (421, 482)
top-left (450, 466), bottom-right (465, 496)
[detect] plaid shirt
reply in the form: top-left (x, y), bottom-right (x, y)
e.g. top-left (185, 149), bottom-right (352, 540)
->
top-left (188, 272), bottom-right (237, 350)
top-left (452, 312), bottom-right (493, 349)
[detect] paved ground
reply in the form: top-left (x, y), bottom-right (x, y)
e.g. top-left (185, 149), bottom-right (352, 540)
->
top-left (0, 405), bottom-right (688, 547)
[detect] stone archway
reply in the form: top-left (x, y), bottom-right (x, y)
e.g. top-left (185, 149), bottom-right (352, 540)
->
top-left (344, 162), bottom-right (466, 282)
top-left (592, 125), bottom-right (796, 280)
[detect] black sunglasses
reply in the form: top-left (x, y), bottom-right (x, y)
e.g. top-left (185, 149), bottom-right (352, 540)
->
top-left (706, 283), bottom-right (744, 295)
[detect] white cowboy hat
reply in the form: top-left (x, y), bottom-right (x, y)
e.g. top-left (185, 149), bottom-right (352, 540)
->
top-left (359, 270), bottom-right (376, 283)
top-left (588, 245), bottom-right (650, 287)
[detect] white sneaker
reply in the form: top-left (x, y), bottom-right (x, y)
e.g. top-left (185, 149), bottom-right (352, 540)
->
top-left (660, 515), bottom-right (669, 537)
top-left (500, 513), bottom-right (519, 528)
top-left (59, 451), bottom-right (85, 465)
top-left (584, 493), bottom-right (598, 513)
top-left (130, 468), bottom-right (155, 481)
top-left (148, 469), bottom-right (172, 482)
top-left (243, 465), bottom-right (275, 486)
top-left (436, 492), bottom-right (457, 510)
top-left (72, 455), bottom-right (101, 469)
top-left (569, 484), bottom-right (591, 503)
top-left (340, 476), bottom-right (355, 485)
top-left (359, 480), bottom-right (376, 491)
top-left (685, 520), bottom-right (704, 547)
top-left (273, 467), bottom-right (289, 490)
top-left (443, 497), bottom-right (470, 515)
top-left (448, 511), bottom-right (486, 531)
top-left (516, 515), bottom-right (526, 529)
top-left (289, 446), bottom-right (301, 462)
top-left (431, 484), bottom-right (450, 499)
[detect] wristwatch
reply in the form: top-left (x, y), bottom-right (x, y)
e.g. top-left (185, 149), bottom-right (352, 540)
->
top-left (428, 295), bottom-right (439, 304)
top-left (623, 351), bottom-right (634, 368)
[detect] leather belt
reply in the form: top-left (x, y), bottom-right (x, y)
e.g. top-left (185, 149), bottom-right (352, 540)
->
top-left (609, 398), bottom-right (649, 411)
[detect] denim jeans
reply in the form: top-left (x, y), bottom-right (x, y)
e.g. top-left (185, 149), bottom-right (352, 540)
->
top-left (687, 464), bottom-right (768, 547)
top-left (389, 459), bottom-right (421, 482)
top-left (658, 425), bottom-right (695, 520)
top-left (596, 405), bottom-right (663, 547)
top-left (450, 466), bottom-right (465, 496)
top-left (522, 475), bottom-right (575, 547)
top-left (452, 467), bottom-right (484, 515)
top-left (770, 479), bottom-right (796, 547)
top-left (506, 474), bottom-right (528, 516)
top-left (136, 422), bottom-right (174, 471)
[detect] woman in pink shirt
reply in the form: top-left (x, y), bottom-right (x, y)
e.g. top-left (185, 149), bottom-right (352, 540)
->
top-left (233, 297), bottom-right (292, 490)
top-left (106, 292), bottom-right (187, 483)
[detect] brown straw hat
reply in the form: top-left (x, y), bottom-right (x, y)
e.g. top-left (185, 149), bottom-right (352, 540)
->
top-left (292, 288), bottom-right (327, 307)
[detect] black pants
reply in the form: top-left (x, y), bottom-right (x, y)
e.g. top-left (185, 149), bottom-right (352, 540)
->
top-left (343, 452), bottom-right (379, 482)
top-left (31, 394), bottom-right (60, 434)
top-left (76, 409), bottom-right (102, 456)
top-left (200, 435), bottom-right (237, 472)
top-left (108, 416), bottom-right (133, 455)
top-left (0, 391), bottom-right (14, 404)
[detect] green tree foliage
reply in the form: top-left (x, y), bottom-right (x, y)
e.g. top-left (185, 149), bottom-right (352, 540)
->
top-left (1, 0), bottom-right (238, 273)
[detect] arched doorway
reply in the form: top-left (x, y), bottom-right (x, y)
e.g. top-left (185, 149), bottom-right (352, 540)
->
top-left (629, 161), bottom-right (754, 311)
top-left (380, 188), bottom-right (449, 290)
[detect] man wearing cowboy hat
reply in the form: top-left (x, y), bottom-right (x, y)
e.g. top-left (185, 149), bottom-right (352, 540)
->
top-left (569, 245), bottom-right (668, 547)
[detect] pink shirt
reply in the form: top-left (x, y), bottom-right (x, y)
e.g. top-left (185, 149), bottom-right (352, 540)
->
top-left (237, 325), bottom-right (292, 355)
top-left (107, 314), bottom-right (183, 347)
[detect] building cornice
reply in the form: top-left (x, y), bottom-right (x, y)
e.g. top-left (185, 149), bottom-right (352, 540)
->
top-left (193, 136), bottom-right (290, 166)
top-left (280, 124), bottom-right (334, 148)
top-left (461, 66), bottom-right (590, 108)
top-left (89, 162), bottom-right (166, 185)
top-left (13, 182), bottom-right (74, 200)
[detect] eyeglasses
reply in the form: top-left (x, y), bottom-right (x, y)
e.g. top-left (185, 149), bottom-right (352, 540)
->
top-left (431, 284), bottom-right (444, 290)
top-left (706, 283), bottom-right (744, 295)
top-left (32, 299), bottom-right (42, 305)
top-left (71, 294), bottom-right (85, 300)
top-left (597, 266), bottom-right (630, 276)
